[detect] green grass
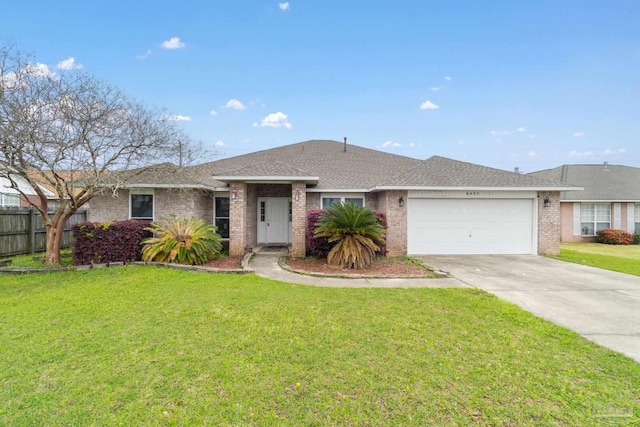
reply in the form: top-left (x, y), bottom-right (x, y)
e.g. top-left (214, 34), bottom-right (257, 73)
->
top-left (2, 249), bottom-right (73, 269)
top-left (1, 267), bottom-right (639, 426)
top-left (553, 243), bottom-right (640, 276)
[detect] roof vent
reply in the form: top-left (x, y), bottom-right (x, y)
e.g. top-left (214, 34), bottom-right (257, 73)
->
top-left (514, 167), bottom-right (520, 174)
top-left (343, 137), bottom-right (347, 152)
top-left (603, 161), bottom-right (609, 171)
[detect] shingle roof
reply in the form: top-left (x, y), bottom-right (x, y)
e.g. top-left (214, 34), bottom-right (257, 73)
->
top-left (386, 156), bottom-right (577, 189)
top-left (113, 140), bottom-right (578, 191)
top-left (529, 164), bottom-right (640, 201)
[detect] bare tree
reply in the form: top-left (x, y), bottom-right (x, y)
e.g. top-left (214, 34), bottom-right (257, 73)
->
top-left (0, 45), bottom-right (192, 265)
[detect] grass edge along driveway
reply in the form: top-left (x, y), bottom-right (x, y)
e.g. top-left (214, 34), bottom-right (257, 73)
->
top-left (1, 266), bottom-right (639, 426)
top-left (552, 242), bottom-right (640, 276)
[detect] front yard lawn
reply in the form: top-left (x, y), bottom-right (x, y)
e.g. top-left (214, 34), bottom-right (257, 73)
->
top-left (1, 267), bottom-right (639, 425)
top-left (554, 243), bottom-right (640, 276)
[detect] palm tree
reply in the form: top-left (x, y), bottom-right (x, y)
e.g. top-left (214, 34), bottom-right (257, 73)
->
top-left (314, 202), bottom-right (386, 269)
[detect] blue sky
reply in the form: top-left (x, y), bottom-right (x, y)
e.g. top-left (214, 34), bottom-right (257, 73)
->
top-left (2, 0), bottom-right (639, 172)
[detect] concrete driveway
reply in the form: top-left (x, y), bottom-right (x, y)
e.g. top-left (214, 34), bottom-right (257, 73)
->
top-left (420, 255), bottom-right (640, 363)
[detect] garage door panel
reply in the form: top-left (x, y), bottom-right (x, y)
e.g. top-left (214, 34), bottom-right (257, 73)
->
top-left (408, 198), bottom-right (534, 255)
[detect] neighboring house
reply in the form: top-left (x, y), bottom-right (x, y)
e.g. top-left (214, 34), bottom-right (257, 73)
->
top-left (90, 139), bottom-right (579, 257)
top-left (0, 173), bottom-right (55, 208)
top-left (529, 163), bottom-right (640, 242)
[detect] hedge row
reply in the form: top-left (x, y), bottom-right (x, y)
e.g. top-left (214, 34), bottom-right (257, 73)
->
top-left (72, 220), bottom-right (152, 265)
top-left (596, 228), bottom-right (634, 245)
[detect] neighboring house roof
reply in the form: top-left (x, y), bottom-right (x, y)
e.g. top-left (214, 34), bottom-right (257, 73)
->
top-left (528, 163), bottom-right (640, 201)
top-left (0, 172), bottom-right (55, 198)
top-left (27, 170), bottom-right (91, 199)
top-left (105, 139), bottom-right (580, 192)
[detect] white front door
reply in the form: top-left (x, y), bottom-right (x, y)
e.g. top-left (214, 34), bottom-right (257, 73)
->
top-left (257, 198), bottom-right (292, 244)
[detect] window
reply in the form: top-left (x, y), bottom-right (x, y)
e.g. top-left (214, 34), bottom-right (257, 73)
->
top-left (321, 195), bottom-right (364, 209)
top-left (215, 196), bottom-right (230, 239)
top-left (635, 203), bottom-right (640, 233)
top-left (130, 193), bottom-right (153, 220)
top-left (580, 203), bottom-right (610, 236)
top-left (0, 193), bottom-right (20, 207)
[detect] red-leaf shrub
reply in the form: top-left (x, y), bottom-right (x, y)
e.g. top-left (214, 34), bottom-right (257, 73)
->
top-left (306, 208), bottom-right (387, 257)
top-left (307, 209), bottom-right (332, 257)
top-left (72, 220), bottom-right (152, 265)
top-left (596, 228), bottom-right (633, 245)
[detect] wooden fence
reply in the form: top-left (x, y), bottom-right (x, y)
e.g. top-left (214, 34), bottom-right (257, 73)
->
top-left (0, 208), bottom-right (88, 258)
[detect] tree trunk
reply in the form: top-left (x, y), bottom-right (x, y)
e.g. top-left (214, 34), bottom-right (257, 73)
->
top-left (44, 212), bottom-right (71, 266)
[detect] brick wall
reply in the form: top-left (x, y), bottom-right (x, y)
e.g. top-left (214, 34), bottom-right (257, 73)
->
top-left (246, 185), bottom-right (257, 248)
top-left (229, 183), bottom-right (247, 256)
top-left (365, 193), bottom-right (380, 210)
top-left (381, 190), bottom-right (407, 257)
top-left (537, 191), bottom-right (561, 255)
top-left (306, 192), bottom-right (320, 210)
top-left (90, 190), bottom-right (130, 222)
top-left (291, 183), bottom-right (307, 257)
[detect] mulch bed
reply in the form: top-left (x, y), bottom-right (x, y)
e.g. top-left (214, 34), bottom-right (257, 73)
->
top-left (203, 256), bottom-right (243, 269)
top-left (284, 256), bottom-right (432, 276)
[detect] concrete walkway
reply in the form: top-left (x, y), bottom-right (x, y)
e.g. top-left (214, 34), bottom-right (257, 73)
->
top-left (249, 252), bottom-right (469, 288)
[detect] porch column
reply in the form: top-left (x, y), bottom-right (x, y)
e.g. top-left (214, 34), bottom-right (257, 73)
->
top-left (537, 191), bottom-right (561, 256)
top-left (383, 190), bottom-right (408, 257)
top-left (291, 182), bottom-right (307, 258)
top-left (229, 182), bottom-right (247, 256)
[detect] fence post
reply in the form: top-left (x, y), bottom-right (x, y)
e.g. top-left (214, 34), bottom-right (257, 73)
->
top-left (29, 208), bottom-right (36, 254)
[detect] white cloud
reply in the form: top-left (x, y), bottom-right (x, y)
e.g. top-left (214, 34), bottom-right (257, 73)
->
top-left (223, 99), bottom-right (247, 110)
top-left (167, 114), bottom-right (191, 121)
top-left (568, 150), bottom-right (593, 158)
top-left (444, 76), bottom-right (452, 81)
top-left (530, 134), bottom-right (536, 138)
top-left (603, 148), bottom-right (627, 155)
top-left (618, 148), bottom-right (627, 153)
top-left (419, 100), bottom-right (439, 110)
top-left (215, 140), bottom-right (224, 146)
top-left (210, 110), bottom-right (218, 116)
top-left (136, 50), bottom-right (152, 60)
top-left (409, 142), bottom-right (415, 147)
top-left (490, 130), bottom-right (511, 136)
top-left (517, 127), bottom-right (526, 132)
top-left (382, 141), bottom-right (401, 148)
top-left (57, 57), bottom-right (83, 70)
top-left (260, 112), bottom-right (292, 129)
top-left (278, 2), bottom-right (290, 11)
top-left (527, 150), bottom-right (537, 158)
top-left (252, 122), bottom-right (259, 127)
top-left (430, 86), bottom-right (441, 91)
top-left (573, 132), bottom-right (585, 137)
top-left (161, 37), bottom-right (186, 49)
top-left (25, 63), bottom-right (55, 78)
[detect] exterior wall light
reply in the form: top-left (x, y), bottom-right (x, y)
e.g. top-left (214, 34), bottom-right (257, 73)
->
top-left (232, 191), bottom-right (237, 201)
top-left (295, 189), bottom-right (300, 202)
top-left (543, 197), bottom-right (551, 208)
top-left (399, 196), bottom-right (405, 207)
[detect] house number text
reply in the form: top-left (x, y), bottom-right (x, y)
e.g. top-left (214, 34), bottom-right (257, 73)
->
top-left (466, 192), bottom-right (480, 196)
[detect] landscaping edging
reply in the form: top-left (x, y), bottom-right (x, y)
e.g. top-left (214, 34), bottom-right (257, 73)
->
top-left (278, 256), bottom-right (449, 279)
top-left (0, 252), bottom-right (255, 275)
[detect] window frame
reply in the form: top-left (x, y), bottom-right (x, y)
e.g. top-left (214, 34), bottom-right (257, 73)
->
top-left (321, 194), bottom-right (365, 209)
top-left (0, 192), bottom-right (20, 207)
top-left (635, 203), bottom-right (640, 233)
top-left (129, 190), bottom-right (154, 220)
top-left (580, 202), bottom-right (611, 236)
top-left (214, 195), bottom-right (230, 240)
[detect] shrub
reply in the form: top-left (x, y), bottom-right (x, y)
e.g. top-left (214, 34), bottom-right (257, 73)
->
top-left (73, 220), bottom-right (152, 265)
top-left (307, 208), bottom-right (387, 257)
top-left (314, 202), bottom-right (386, 269)
top-left (596, 229), bottom-right (634, 245)
top-left (306, 209), bottom-right (332, 257)
top-left (141, 215), bottom-right (222, 265)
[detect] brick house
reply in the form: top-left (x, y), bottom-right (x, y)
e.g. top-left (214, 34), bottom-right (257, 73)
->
top-left (90, 139), bottom-right (579, 257)
top-left (529, 163), bottom-right (640, 242)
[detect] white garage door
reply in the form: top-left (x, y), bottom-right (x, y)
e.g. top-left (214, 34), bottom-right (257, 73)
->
top-left (408, 198), bottom-right (534, 254)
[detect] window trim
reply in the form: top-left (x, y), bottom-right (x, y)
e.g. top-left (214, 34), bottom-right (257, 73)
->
top-left (321, 193), bottom-right (365, 209)
top-left (0, 192), bottom-right (20, 207)
top-left (635, 202), bottom-right (640, 233)
top-left (129, 189), bottom-right (155, 220)
top-left (580, 202), bottom-right (611, 236)
top-left (214, 194), bottom-right (230, 240)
